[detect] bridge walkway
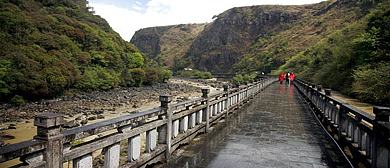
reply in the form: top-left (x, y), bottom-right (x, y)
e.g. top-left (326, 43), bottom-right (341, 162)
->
top-left (161, 83), bottom-right (351, 168)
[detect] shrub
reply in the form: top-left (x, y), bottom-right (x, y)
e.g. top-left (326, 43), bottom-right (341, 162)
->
top-left (10, 95), bottom-right (26, 106)
top-left (158, 68), bottom-right (172, 83)
top-left (231, 74), bottom-right (244, 84)
top-left (352, 62), bottom-right (390, 106)
top-left (120, 68), bottom-right (134, 87)
top-left (130, 68), bottom-right (146, 87)
top-left (176, 70), bottom-right (212, 79)
top-left (144, 68), bottom-right (158, 85)
top-left (204, 72), bottom-right (213, 79)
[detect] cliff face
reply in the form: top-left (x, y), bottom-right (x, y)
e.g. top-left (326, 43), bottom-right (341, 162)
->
top-left (131, 0), bottom-right (376, 73)
top-left (186, 6), bottom-right (307, 72)
top-left (130, 24), bottom-right (207, 68)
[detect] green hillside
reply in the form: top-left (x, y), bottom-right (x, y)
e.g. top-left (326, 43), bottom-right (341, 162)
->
top-left (276, 1), bottom-right (390, 106)
top-left (0, 0), bottom-right (170, 104)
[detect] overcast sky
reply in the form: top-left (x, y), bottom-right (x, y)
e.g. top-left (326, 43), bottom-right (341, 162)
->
top-left (88, 0), bottom-right (325, 41)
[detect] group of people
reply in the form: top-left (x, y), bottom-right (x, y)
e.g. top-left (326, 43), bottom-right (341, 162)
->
top-left (279, 72), bottom-right (295, 84)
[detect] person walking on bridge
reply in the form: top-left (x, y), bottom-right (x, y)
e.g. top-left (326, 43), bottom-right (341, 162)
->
top-left (279, 73), bottom-right (285, 84)
top-left (289, 72), bottom-right (295, 84)
top-left (285, 72), bottom-right (290, 84)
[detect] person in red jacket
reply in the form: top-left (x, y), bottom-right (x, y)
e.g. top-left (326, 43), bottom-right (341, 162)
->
top-left (289, 72), bottom-right (295, 83)
top-left (279, 73), bottom-right (285, 84)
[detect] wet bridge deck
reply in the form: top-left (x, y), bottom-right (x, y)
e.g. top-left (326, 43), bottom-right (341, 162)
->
top-left (161, 83), bottom-right (351, 168)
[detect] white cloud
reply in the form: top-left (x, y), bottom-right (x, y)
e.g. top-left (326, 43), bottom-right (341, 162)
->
top-left (136, 1), bottom-right (142, 5)
top-left (132, 4), bottom-right (142, 11)
top-left (89, 0), bottom-right (324, 41)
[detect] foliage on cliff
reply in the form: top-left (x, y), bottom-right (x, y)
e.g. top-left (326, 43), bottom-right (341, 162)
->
top-left (276, 1), bottom-right (390, 106)
top-left (0, 0), bottom-right (170, 103)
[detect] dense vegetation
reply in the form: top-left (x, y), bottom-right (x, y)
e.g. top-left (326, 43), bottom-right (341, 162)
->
top-left (175, 70), bottom-right (213, 79)
top-left (231, 73), bottom-right (257, 85)
top-left (0, 0), bottom-right (171, 105)
top-left (276, 1), bottom-right (390, 106)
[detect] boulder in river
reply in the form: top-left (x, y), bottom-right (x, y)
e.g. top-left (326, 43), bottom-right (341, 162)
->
top-left (80, 120), bottom-right (88, 125)
top-left (75, 116), bottom-right (86, 120)
top-left (97, 115), bottom-right (105, 119)
top-left (88, 116), bottom-right (97, 120)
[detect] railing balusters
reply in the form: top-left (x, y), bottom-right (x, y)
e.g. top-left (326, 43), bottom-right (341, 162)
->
top-left (146, 129), bottom-right (157, 152)
top-left (295, 78), bottom-right (390, 168)
top-left (103, 143), bottom-right (120, 168)
top-left (172, 120), bottom-right (179, 138)
top-left (73, 153), bottom-right (93, 168)
top-left (179, 116), bottom-right (188, 133)
top-left (189, 111), bottom-right (196, 129)
top-left (196, 109), bottom-right (203, 124)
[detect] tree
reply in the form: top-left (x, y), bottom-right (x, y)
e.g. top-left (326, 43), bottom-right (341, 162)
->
top-left (144, 68), bottom-right (158, 85)
top-left (130, 68), bottom-right (146, 87)
top-left (158, 68), bottom-right (172, 83)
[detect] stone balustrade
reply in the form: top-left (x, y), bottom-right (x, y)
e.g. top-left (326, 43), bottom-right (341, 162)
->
top-left (294, 78), bottom-right (390, 168)
top-left (0, 77), bottom-right (277, 168)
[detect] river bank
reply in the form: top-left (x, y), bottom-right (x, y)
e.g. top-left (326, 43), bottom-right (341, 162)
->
top-left (0, 78), bottom-right (224, 146)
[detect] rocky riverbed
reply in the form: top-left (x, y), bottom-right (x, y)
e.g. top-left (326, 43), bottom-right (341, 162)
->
top-left (0, 78), bottom-right (226, 147)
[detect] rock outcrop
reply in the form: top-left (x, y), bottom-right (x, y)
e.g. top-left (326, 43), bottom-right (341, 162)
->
top-left (131, 24), bottom-right (207, 68)
top-left (131, 0), bottom-right (377, 73)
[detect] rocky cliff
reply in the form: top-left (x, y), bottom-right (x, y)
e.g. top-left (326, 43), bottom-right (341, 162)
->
top-left (131, 0), bottom-right (377, 73)
top-left (185, 5), bottom-right (309, 72)
top-left (130, 24), bottom-right (207, 68)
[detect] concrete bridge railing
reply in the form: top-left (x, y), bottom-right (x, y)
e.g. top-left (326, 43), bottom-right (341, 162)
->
top-left (294, 78), bottom-right (390, 168)
top-left (0, 77), bottom-right (277, 167)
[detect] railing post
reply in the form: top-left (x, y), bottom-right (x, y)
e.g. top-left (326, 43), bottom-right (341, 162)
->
top-left (159, 94), bottom-right (172, 158)
top-left (325, 89), bottom-right (331, 96)
top-left (372, 106), bottom-right (390, 168)
top-left (316, 85), bottom-right (322, 92)
top-left (202, 88), bottom-right (210, 133)
top-left (224, 85), bottom-right (229, 118)
top-left (34, 113), bottom-right (64, 168)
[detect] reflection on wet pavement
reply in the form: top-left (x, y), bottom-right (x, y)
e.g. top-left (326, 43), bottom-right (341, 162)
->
top-left (160, 83), bottom-right (351, 168)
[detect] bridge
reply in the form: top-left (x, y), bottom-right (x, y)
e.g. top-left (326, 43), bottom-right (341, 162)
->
top-left (0, 77), bottom-right (389, 168)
